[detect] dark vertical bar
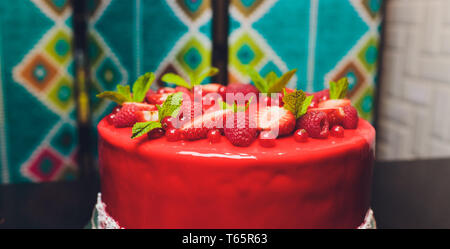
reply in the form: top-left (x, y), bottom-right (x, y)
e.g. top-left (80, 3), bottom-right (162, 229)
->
top-left (72, 0), bottom-right (94, 180)
top-left (211, 0), bottom-right (230, 85)
top-left (373, 0), bottom-right (387, 133)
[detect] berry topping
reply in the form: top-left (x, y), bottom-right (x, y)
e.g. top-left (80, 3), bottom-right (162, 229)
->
top-left (330, 125), bottom-right (345, 137)
top-left (147, 128), bottom-right (165, 139)
top-left (296, 111), bottom-right (329, 139)
top-left (318, 99), bottom-right (351, 108)
top-left (342, 105), bottom-right (359, 129)
top-left (146, 93), bottom-right (170, 105)
top-left (313, 89), bottom-right (330, 103)
top-left (161, 116), bottom-right (176, 130)
top-left (224, 112), bottom-right (257, 147)
top-left (218, 85), bottom-right (227, 99)
top-left (181, 109), bottom-right (232, 140)
top-left (135, 110), bottom-right (159, 123)
top-left (112, 103), bottom-right (141, 127)
top-left (165, 128), bottom-right (180, 142)
top-left (207, 129), bottom-right (222, 144)
top-left (257, 106), bottom-right (295, 136)
top-left (294, 129), bottom-right (309, 143)
top-left (260, 93), bottom-right (282, 107)
top-left (308, 107), bottom-right (345, 127)
top-left (201, 83), bottom-right (223, 93)
top-left (178, 101), bottom-right (203, 121)
top-left (259, 131), bottom-right (276, 148)
top-left (157, 87), bottom-right (176, 94)
top-left (225, 83), bottom-right (260, 97)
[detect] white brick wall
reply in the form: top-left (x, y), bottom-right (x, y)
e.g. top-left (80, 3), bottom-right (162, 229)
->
top-left (377, 0), bottom-right (450, 160)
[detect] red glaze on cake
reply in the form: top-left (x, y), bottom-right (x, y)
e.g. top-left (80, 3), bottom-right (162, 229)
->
top-left (98, 117), bottom-right (375, 229)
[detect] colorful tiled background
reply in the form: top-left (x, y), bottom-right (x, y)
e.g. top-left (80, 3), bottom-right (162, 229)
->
top-left (0, 0), bottom-right (383, 184)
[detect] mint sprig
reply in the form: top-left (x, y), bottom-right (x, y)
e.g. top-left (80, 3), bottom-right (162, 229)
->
top-left (156, 92), bottom-right (183, 121)
top-left (248, 68), bottom-right (297, 94)
top-left (131, 121), bottom-right (161, 139)
top-left (282, 89), bottom-right (313, 119)
top-left (329, 77), bottom-right (349, 99)
top-left (161, 67), bottom-right (219, 90)
top-left (131, 92), bottom-right (184, 139)
top-left (96, 72), bottom-right (155, 104)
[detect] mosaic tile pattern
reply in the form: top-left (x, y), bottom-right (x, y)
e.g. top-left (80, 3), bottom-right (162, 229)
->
top-left (228, 0), bottom-right (383, 123)
top-left (0, 0), bottom-right (78, 183)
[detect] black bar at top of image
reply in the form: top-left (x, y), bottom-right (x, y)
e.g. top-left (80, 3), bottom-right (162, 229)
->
top-left (211, 0), bottom-right (230, 85)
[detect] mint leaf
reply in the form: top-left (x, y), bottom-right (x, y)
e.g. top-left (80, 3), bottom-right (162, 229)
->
top-left (267, 69), bottom-right (297, 93)
top-left (161, 73), bottom-right (191, 89)
top-left (248, 67), bottom-right (268, 93)
top-left (300, 95), bottom-right (313, 117)
top-left (132, 72), bottom-right (155, 102)
top-left (131, 121), bottom-right (162, 139)
top-left (265, 72), bottom-right (278, 87)
top-left (96, 91), bottom-right (130, 105)
top-left (282, 89), bottom-right (311, 119)
top-left (329, 77), bottom-right (349, 99)
top-left (157, 92), bottom-right (183, 121)
top-left (117, 85), bottom-right (132, 102)
top-left (192, 67), bottom-right (219, 86)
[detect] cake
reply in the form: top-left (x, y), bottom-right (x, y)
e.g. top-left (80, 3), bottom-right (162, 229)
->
top-left (96, 69), bottom-right (375, 229)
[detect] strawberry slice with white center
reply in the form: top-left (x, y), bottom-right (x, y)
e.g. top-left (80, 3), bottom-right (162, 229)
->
top-left (123, 102), bottom-right (157, 111)
top-left (318, 99), bottom-right (351, 108)
top-left (257, 106), bottom-right (296, 136)
top-left (135, 110), bottom-right (159, 122)
top-left (180, 109), bottom-right (233, 140)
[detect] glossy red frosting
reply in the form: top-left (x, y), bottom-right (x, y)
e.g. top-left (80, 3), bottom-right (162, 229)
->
top-left (98, 118), bottom-right (375, 228)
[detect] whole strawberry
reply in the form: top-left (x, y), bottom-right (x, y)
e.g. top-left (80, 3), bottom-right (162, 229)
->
top-left (224, 111), bottom-right (257, 147)
top-left (296, 111), bottom-right (329, 139)
top-left (112, 104), bottom-right (140, 127)
top-left (342, 105), bottom-right (359, 129)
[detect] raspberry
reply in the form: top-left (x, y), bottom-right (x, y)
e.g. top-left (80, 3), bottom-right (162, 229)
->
top-left (112, 104), bottom-right (140, 127)
top-left (224, 112), bottom-right (257, 147)
top-left (296, 111), bottom-right (329, 139)
top-left (326, 108), bottom-right (345, 127)
top-left (342, 105), bottom-right (359, 129)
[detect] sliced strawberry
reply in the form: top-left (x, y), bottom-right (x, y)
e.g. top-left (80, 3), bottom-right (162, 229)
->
top-left (146, 93), bottom-right (170, 105)
top-left (157, 87), bottom-right (176, 94)
top-left (135, 110), bottom-right (159, 122)
top-left (123, 102), bottom-right (157, 111)
top-left (201, 83), bottom-right (223, 93)
top-left (318, 99), bottom-right (351, 108)
top-left (257, 106), bottom-right (296, 136)
top-left (180, 109), bottom-right (233, 140)
top-left (313, 89), bottom-right (330, 103)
